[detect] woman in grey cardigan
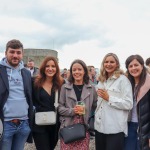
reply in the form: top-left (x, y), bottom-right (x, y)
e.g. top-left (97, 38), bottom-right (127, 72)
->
top-left (58, 59), bottom-right (97, 150)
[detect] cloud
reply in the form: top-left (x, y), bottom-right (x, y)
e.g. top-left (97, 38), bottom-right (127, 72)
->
top-left (0, 0), bottom-right (111, 49)
top-left (0, 0), bottom-right (150, 70)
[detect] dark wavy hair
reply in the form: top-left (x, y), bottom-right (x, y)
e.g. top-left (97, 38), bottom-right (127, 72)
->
top-left (34, 56), bottom-right (64, 90)
top-left (68, 59), bottom-right (89, 84)
top-left (125, 54), bottom-right (147, 99)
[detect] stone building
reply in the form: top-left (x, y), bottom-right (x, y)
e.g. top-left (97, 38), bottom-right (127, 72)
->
top-left (23, 48), bottom-right (58, 68)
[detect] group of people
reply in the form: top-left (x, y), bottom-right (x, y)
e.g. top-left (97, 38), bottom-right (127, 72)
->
top-left (0, 39), bottom-right (150, 150)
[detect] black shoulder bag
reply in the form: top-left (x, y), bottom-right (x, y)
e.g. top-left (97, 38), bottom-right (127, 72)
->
top-left (59, 116), bottom-right (86, 144)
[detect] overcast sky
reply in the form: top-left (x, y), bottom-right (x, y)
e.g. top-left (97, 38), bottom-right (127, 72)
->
top-left (0, 0), bottom-right (150, 70)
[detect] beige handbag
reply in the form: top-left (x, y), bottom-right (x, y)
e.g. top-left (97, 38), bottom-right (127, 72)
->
top-left (35, 91), bottom-right (58, 125)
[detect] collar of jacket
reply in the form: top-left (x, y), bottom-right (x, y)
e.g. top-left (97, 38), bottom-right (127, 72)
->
top-left (0, 65), bottom-right (9, 90)
top-left (108, 74), bottom-right (119, 80)
top-left (65, 83), bottom-right (92, 89)
top-left (64, 83), bottom-right (93, 101)
top-left (137, 73), bottom-right (150, 103)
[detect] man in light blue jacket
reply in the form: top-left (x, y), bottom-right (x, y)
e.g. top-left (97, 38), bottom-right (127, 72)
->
top-left (0, 39), bottom-right (33, 150)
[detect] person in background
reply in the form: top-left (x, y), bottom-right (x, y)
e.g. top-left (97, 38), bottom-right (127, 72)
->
top-left (58, 59), bottom-right (97, 150)
top-left (64, 69), bottom-right (70, 83)
top-left (145, 57), bottom-right (150, 74)
top-left (0, 39), bottom-right (33, 150)
top-left (94, 53), bottom-right (133, 150)
top-left (87, 65), bottom-right (98, 86)
top-left (87, 65), bottom-right (98, 138)
top-left (124, 55), bottom-right (150, 150)
top-left (66, 69), bottom-right (70, 79)
top-left (27, 59), bottom-right (39, 77)
top-left (61, 68), bottom-right (67, 79)
top-left (32, 56), bottom-right (64, 150)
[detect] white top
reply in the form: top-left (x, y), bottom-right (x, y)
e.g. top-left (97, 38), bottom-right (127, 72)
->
top-left (94, 74), bottom-right (133, 136)
top-left (29, 68), bottom-right (34, 76)
top-left (131, 99), bottom-right (138, 122)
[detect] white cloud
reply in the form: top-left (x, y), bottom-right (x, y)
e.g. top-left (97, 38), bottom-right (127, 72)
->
top-left (0, 17), bottom-right (48, 33)
top-left (0, 0), bottom-right (150, 71)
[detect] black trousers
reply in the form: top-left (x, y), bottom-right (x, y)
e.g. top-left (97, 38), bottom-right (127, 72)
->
top-left (33, 125), bottom-right (58, 150)
top-left (95, 130), bottom-right (124, 150)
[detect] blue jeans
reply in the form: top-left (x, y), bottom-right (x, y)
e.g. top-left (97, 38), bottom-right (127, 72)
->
top-left (1, 120), bottom-right (31, 150)
top-left (124, 122), bottom-right (140, 150)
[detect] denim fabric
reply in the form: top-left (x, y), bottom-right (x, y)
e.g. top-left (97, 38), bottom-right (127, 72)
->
top-left (1, 120), bottom-right (31, 150)
top-left (124, 122), bottom-right (140, 150)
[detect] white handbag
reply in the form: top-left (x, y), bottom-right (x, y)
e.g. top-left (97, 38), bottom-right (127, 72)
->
top-left (35, 91), bottom-right (59, 125)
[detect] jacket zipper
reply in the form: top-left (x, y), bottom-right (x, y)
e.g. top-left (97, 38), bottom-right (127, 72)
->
top-left (138, 104), bottom-right (143, 150)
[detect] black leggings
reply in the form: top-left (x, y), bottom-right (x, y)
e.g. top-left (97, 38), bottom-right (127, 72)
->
top-left (33, 125), bottom-right (58, 150)
top-left (95, 130), bottom-right (124, 150)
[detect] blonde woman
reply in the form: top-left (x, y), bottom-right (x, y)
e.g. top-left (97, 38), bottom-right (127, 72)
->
top-left (94, 53), bottom-right (133, 150)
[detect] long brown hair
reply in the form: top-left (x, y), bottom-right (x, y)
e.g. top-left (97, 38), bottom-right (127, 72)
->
top-left (34, 56), bottom-right (64, 90)
top-left (125, 54), bottom-right (147, 99)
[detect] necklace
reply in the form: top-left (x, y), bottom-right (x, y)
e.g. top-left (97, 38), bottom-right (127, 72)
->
top-left (74, 84), bottom-right (83, 92)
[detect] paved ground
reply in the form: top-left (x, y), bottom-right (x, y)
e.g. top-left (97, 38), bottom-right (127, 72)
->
top-left (24, 138), bottom-right (95, 150)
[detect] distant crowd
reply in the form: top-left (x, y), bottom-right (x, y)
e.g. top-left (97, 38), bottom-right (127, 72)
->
top-left (0, 39), bottom-right (150, 150)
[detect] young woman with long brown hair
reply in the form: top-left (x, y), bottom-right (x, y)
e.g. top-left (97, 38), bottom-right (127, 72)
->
top-left (32, 56), bottom-right (64, 150)
top-left (124, 55), bottom-right (150, 150)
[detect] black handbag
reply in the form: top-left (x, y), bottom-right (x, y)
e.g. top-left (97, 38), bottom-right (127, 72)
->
top-left (59, 123), bottom-right (86, 144)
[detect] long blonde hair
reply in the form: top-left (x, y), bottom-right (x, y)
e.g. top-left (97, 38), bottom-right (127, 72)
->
top-left (99, 53), bottom-right (124, 82)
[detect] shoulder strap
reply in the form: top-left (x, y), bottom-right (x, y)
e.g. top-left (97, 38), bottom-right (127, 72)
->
top-left (54, 90), bottom-right (59, 108)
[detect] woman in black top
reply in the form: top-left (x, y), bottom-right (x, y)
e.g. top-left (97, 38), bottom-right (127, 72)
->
top-left (32, 56), bottom-right (64, 150)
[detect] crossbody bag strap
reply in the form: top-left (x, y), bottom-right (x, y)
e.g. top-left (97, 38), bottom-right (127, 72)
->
top-left (54, 90), bottom-right (59, 109)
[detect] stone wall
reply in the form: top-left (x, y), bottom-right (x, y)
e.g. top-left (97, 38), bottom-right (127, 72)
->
top-left (23, 48), bottom-right (58, 68)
